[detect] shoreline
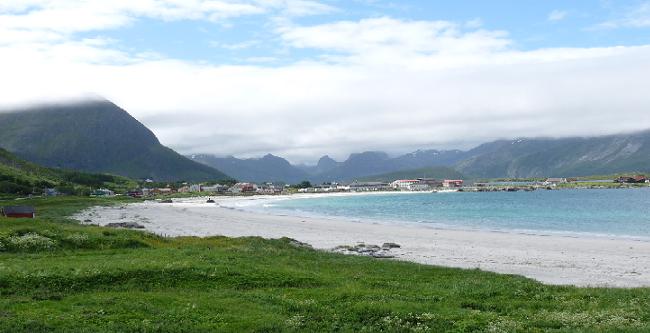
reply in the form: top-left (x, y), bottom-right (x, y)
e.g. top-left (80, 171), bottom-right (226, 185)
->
top-left (215, 191), bottom-right (650, 243)
top-left (73, 196), bottom-right (650, 288)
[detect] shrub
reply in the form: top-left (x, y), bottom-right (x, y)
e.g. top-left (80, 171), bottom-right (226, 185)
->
top-left (64, 233), bottom-right (90, 247)
top-left (6, 233), bottom-right (57, 251)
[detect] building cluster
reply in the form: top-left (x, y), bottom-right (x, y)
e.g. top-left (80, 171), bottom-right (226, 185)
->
top-left (298, 178), bottom-right (464, 193)
top-left (124, 182), bottom-right (287, 198)
top-left (34, 174), bottom-right (650, 200)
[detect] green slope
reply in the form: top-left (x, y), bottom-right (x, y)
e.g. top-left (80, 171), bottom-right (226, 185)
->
top-left (357, 166), bottom-right (465, 182)
top-left (0, 100), bottom-right (229, 182)
top-left (0, 148), bottom-right (137, 196)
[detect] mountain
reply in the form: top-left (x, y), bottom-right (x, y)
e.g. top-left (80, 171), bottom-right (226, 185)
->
top-left (315, 149), bottom-right (471, 182)
top-left (0, 100), bottom-right (229, 182)
top-left (297, 155), bottom-right (340, 175)
top-left (357, 166), bottom-right (465, 182)
top-left (391, 149), bottom-right (468, 169)
top-left (190, 154), bottom-right (311, 183)
top-left (456, 131), bottom-right (650, 178)
top-left (191, 149), bottom-right (474, 183)
top-left (0, 148), bottom-right (136, 195)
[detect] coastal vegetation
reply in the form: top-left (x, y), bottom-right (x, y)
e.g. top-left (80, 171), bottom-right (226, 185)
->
top-left (0, 148), bottom-right (137, 196)
top-left (1, 196), bottom-right (650, 332)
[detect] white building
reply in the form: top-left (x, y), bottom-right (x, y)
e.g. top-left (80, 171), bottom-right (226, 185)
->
top-left (202, 184), bottom-right (227, 193)
top-left (390, 179), bottom-right (420, 190)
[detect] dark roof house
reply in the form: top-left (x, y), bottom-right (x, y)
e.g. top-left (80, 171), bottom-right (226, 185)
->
top-left (1, 206), bottom-right (36, 218)
top-left (615, 175), bottom-right (647, 183)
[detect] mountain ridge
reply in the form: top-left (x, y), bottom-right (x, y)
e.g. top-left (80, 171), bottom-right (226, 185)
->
top-left (192, 129), bottom-right (650, 182)
top-left (0, 100), bottom-right (229, 182)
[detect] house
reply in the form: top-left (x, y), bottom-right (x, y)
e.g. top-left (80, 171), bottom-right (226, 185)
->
top-left (91, 188), bottom-right (114, 197)
top-left (257, 184), bottom-right (283, 195)
top-left (189, 184), bottom-right (202, 192)
top-left (229, 183), bottom-right (257, 193)
top-left (545, 178), bottom-right (567, 185)
top-left (390, 179), bottom-right (438, 191)
top-left (127, 190), bottom-right (143, 198)
top-left (1, 206), bottom-right (35, 218)
top-left (615, 175), bottom-right (648, 183)
top-left (151, 187), bottom-right (174, 195)
top-left (442, 180), bottom-right (464, 188)
top-left (417, 178), bottom-right (443, 188)
top-left (202, 184), bottom-right (228, 193)
top-left (390, 180), bottom-right (419, 190)
top-left (43, 188), bottom-right (61, 196)
top-left (409, 182), bottom-right (432, 191)
top-left (349, 181), bottom-right (390, 192)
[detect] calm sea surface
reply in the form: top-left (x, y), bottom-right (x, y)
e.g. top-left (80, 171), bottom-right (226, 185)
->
top-left (248, 189), bottom-right (650, 239)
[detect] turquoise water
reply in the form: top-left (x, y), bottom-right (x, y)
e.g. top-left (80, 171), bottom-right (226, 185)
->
top-left (258, 189), bottom-right (650, 239)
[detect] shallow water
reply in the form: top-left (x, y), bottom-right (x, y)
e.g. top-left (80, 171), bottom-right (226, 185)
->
top-left (243, 189), bottom-right (650, 239)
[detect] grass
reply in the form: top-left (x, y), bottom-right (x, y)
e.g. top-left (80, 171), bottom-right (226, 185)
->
top-left (1, 197), bottom-right (650, 332)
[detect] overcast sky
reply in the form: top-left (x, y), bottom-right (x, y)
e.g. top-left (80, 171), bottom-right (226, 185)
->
top-left (2, 0), bottom-right (650, 164)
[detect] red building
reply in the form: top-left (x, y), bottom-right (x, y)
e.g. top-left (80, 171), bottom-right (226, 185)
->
top-left (1, 206), bottom-right (36, 218)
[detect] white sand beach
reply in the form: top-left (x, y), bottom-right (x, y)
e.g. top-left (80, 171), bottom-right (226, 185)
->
top-left (73, 195), bottom-right (650, 288)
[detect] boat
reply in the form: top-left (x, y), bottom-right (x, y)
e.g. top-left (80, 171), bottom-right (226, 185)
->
top-left (206, 198), bottom-right (215, 203)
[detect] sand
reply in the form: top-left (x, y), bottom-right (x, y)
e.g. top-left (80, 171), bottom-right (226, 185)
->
top-left (72, 195), bottom-right (650, 288)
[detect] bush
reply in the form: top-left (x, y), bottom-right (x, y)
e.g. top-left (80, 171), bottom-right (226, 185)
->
top-left (5, 233), bottom-right (57, 251)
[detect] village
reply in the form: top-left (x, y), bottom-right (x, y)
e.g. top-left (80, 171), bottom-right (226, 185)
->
top-left (85, 174), bottom-right (650, 199)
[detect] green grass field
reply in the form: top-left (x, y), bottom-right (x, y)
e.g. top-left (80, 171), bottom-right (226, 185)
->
top-left (1, 197), bottom-right (650, 332)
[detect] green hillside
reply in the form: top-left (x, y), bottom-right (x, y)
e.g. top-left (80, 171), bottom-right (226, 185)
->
top-left (0, 148), bottom-right (136, 196)
top-left (0, 100), bottom-right (229, 182)
top-left (357, 166), bottom-right (465, 182)
top-left (456, 131), bottom-right (650, 178)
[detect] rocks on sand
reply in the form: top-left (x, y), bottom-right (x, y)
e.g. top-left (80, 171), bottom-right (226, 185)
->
top-left (332, 242), bottom-right (401, 259)
top-left (105, 222), bottom-right (145, 229)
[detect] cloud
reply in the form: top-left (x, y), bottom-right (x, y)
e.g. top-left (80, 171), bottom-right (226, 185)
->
top-left (210, 40), bottom-right (262, 50)
top-left (1, 5), bottom-right (650, 163)
top-left (277, 17), bottom-right (511, 67)
top-left (595, 2), bottom-right (650, 29)
top-left (547, 10), bottom-right (567, 22)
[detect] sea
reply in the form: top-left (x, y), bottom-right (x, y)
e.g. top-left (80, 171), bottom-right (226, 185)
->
top-left (233, 188), bottom-right (650, 240)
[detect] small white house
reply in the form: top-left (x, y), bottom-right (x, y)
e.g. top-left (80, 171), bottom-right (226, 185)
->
top-left (390, 180), bottom-right (419, 190)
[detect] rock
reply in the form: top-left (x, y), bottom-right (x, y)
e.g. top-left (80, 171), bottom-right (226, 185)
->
top-left (283, 237), bottom-right (313, 249)
top-left (372, 253), bottom-right (395, 259)
top-left (333, 245), bottom-right (354, 251)
top-left (83, 219), bottom-right (92, 223)
top-left (160, 199), bottom-right (173, 203)
top-left (105, 222), bottom-right (145, 229)
top-left (382, 242), bottom-right (401, 249)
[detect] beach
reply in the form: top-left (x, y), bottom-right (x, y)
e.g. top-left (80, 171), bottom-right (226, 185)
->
top-left (73, 195), bottom-right (650, 288)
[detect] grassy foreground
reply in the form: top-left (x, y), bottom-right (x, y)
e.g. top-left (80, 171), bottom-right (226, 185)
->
top-left (1, 198), bottom-right (650, 332)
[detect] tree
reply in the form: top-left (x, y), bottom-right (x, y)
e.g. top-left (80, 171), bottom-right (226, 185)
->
top-left (295, 181), bottom-right (312, 189)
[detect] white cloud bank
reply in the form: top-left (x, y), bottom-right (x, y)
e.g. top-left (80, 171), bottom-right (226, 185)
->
top-left (1, 1), bottom-right (650, 163)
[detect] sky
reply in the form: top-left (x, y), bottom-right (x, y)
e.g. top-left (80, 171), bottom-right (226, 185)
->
top-left (1, 0), bottom-right (650, 164)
